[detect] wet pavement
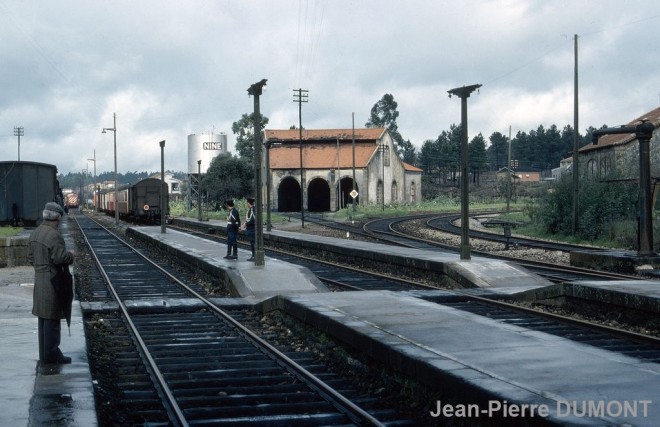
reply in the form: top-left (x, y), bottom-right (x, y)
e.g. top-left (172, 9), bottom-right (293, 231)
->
top-left (0, 266), bottom-right (96, 427)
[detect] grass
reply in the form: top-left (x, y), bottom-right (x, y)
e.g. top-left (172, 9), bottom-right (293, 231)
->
top-left (0, 226), bottom-right (23, 237)
top-left (168, 197), bottom-right (637, 249)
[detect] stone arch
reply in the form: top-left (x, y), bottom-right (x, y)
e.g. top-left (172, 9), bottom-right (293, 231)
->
top-left (338, 177), bottom-right (358, 208)
top-left (308, 177), bottom-right (331, 212)
top-left (277, 176), bottom-right (301, 212)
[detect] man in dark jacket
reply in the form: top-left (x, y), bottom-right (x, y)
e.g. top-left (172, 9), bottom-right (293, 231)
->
top-left (28, 202), bottom-right (75, 364)
top-left (224, 199), bottom-right (239, 260)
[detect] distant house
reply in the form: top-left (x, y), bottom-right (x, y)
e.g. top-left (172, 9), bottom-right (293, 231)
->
top-left (552, 157), bottom-right (573, 180)
top-left (263, 128), bottom-right (422, 212)
top-left (150, 172), bottom-right (183, 200)
top-left (578, 106), bottom-right (660, 179)
top-left (496, 167), bottom-right (540, 183)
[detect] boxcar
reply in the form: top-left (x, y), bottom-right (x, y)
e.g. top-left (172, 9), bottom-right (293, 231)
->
top-left (99, 178), bottom-right (168, 223)
top-left (0, 161), bottom-right (62, 226)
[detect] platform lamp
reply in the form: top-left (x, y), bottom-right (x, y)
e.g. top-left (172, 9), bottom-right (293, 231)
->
top-left (88, 150), bottom-right (97, 212)
top-left (197, 160), bottom-right (202, 221)
top-left (448, 84), bottom-right (482, 261)
top-left (102, 113), bottom-right (119, 225)
top-left (159, 140), bottom-right (166, 234)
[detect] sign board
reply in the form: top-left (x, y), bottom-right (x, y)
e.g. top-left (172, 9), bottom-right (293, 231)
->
top-left (143, 205), bottom-right (150, 211)
top-left (350, 190), bottom-right (358, 199)
top-left (203, 142), bottom-right (223, 150)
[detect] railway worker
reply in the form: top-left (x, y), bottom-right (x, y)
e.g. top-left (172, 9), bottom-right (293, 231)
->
top-left (28, 202), bottom-right (75, 364)
top-left (244, 197), bottom-right (256, 261)
top-left (224, 199), bottom-right (240, 260)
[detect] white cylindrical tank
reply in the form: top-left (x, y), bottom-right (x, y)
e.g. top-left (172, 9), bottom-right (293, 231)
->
top-left (187, 133), bottom-right (228, 174)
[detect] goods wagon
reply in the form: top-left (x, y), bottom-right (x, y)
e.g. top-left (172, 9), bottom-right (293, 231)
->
top-left (0, 161), bottom-right (62, 226)
top-left (99, 178), bottom-right (168, 223)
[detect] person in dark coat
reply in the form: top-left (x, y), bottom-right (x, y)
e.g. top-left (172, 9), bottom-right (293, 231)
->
top-left (28, 202), bottom-right (75, 364)
top-left (224, 199), bottom-right (239, 260)
top-left (244, 197), bottom-right (256, 261)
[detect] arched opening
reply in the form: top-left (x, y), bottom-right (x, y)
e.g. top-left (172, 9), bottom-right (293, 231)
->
top-left (277, 176), bottom-right (301, 212)
top-left (391, 180), bottom-right (398, 203)
top-left (338, 177), bottom-right (358, 209)
top-left (308, 177), bottom-right (330, 212)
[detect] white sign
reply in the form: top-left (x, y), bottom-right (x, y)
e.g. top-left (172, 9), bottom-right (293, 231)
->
top-left (350, 190), bottom-right (358, 199)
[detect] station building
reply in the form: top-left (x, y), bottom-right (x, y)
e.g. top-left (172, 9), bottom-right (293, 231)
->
top-left (263, 127), bottom-right (422, 212)
top-left (577, 106), bottom-right (660, 180)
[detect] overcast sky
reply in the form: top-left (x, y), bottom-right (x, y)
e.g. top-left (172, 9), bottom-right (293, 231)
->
top-left (1, 0), bottom-right (658, 176)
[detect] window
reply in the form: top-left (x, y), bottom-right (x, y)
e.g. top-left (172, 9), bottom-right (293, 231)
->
top-left (600, 157), bottom-right (612, 177)
top-left (587, 159), bottom-right (597, 177)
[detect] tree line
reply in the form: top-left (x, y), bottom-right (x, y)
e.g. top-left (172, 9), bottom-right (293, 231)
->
top-left (59, 92), bottom-right (610, 204)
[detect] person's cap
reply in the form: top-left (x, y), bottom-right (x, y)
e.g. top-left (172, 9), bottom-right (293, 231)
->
top-left (225, 199), bottom-right (234, 206)
top-left (246, 197), bottom-right (255, 204)
top-left (45, 202), bottom-right (65, 216)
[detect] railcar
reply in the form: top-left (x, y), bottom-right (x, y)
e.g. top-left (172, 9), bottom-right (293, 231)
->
top-left (65, 192), bottom-right (79, 209)
top-left (0, 161), bottom-right (62, 226)
top-left (99, 178), bottom-right (169, 223)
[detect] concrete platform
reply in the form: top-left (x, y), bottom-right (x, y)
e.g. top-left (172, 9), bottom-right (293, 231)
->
top-left (172, 216), bottom-right (554, 290)
top-left (0, 267), bottom-right (97, 427)
top-left (266, 290), bottom-right (659, 426)
top-left (128, 226), bottom-right (328, 299)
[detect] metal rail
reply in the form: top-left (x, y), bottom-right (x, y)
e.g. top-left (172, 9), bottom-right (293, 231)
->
top-left (75, 214), bottom-right (387, 426)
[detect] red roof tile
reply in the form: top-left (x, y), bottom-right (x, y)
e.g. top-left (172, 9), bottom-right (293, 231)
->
top-left (580, 106), bottom-right (660, 153)
top-left (265, 128), bottom-right (386, 142)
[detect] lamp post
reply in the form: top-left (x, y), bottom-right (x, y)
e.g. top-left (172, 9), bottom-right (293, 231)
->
top-left (197, 160), bottom-right (202, 221)
top-left (293, 88), bottom-right (308, 228)
top-left (81, 169), bottom-right (87, 211)
top-left (448, 84), bottom-right (482, 261)
top-left (248, 78), bottom-right (267, 266)
top-left (102, 113), bottom-right (119, 225)
top-left (88, 150), bottom-right (97, 212)
top-left (379, 139), bottom-right (386, 211)
top-left (159, 140), bottom-right (166, 234)
top-left (14, 127), bottom-right (24, 161)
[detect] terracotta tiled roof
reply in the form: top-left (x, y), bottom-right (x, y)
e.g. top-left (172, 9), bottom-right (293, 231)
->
top-left (403, 162), bottom-right (423, 172)
top-left (265, 128), bottom-right (386, 142)
top-left (269, 143), bottom-right (378, 169)
top-left (580, 106), bottom-right (660, 153)
top-left (267, 127), bottom-right (389, 169)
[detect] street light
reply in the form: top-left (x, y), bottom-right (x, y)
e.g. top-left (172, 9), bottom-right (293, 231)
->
top-left (81, 168), bottom-right (87, 211)
top-left (197, 160), bottom-right (202, 221)
top-left (102, 113), bottom-right (119, 225)
top-left (159, 140), bottom-right (166, 234)
top-left (88, 150), bottom-right (97, 212)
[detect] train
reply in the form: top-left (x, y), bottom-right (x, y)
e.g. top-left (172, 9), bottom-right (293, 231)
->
top-left (65, 192), bottom-right (79, 209)
top-left (96, 178), bottom-right (169, 223)
top-left (0, 161), bottom-right (63, 226)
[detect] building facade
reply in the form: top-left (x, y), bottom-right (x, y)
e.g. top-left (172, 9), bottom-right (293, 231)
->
top-left (263, 128), bottom-right (422, 212)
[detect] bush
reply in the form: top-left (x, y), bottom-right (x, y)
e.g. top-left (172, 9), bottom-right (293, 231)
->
top-left (528, 173), bottom-right (639, 245)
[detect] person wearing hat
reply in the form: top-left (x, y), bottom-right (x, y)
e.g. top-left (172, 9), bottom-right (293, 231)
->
top-left (224, 199), bottom-right (239, 260)
top-left (28, 202), bottom-right (75, 364)
top-left (244, 197), bottom-right (256, 262)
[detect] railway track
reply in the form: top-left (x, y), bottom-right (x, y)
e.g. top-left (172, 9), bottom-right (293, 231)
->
top-left (168, 219), bottom-right (659, 348)
top-left (298, 213), bottom-right (646, 283)
top-left (74, 214), bottom-right (412, 426)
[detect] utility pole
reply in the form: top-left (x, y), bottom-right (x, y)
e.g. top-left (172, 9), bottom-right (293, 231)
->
top-left (448, 84), bottom-right (482, 261)
top-left (159, 140), bottom-right (166, 234)
top-left (572, 34), bottom-right (580, 235)
top-left (14, 127), bottom-right (24, 161)
top-left (507, 126), bottom-right (512, 213)
top-left (352, 113), bottom-right (356, 216)
top-left (249, 79), bottom-right (268, 266)
top-left (88, 150), bottom-right (97, 212)
top-left (293, 88), bottom-right (308, 228)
